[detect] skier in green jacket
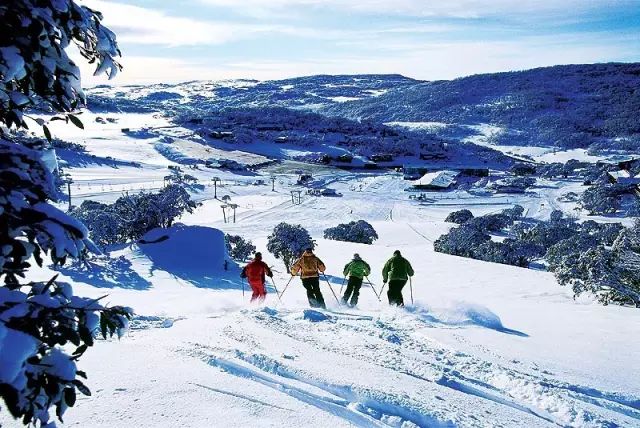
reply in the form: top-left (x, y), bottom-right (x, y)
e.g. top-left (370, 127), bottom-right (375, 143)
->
top-left (342, 253), bottom-right (371, 307)
top-left (382, 250), bottom-right (414, 306)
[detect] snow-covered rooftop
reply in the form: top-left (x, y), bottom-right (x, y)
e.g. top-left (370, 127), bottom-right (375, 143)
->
top-left (411, 170), bottom-right (459, 188)
top-left (609, 170), bottom-right (640, 185)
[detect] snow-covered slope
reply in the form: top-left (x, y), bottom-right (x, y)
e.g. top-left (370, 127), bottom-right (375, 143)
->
top-left (8, 138), bottom-right (637, 427)
top-left (34, 199), bottom-right (640, 428)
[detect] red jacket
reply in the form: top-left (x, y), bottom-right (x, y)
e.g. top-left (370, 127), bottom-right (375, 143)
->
top-left (241, 259), bottom-right (273, 286)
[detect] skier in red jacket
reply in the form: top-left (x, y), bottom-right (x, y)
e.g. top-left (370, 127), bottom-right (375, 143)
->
top-left (240, 252), bottom-right (273, 302)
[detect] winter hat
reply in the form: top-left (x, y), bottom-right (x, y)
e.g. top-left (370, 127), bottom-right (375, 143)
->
top-left (255, 252), bottom-right (262, 260)
top-left (353, 253), bottom-right (361, 260)
top-left (393, 250), bottom-right (401, 256)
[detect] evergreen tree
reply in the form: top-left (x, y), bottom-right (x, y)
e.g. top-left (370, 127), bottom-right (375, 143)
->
top-left (225, 234), bottom-right (256, 262)
top-left (555, 221), bottom-right (640, 306)
top-left (267, 223), bottom-right (315, 272)
top-left (1, 2), bottom-right (130, 425)
top-left (444, 209), bottom-right (474, 224)
top-left (323, 220), bottom-right (378, 244)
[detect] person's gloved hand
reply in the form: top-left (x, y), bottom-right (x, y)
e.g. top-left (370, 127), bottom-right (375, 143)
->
top-left (267, 272), bottom-right (273, 278)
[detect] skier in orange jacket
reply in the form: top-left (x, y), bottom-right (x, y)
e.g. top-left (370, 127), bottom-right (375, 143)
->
top-left (291, 248), bottom-right (326, 309)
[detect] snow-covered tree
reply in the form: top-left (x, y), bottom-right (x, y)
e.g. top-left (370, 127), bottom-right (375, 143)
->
top-left (538, 162), bottom-right (565, 178)
top-left (225, 234), bottom-right (256, 262)
top-left (554, 221), bottom-right (640, 306)
top-left (549, 209), bottom-right (564, 223)
top-left (467, 213), bottom-right (513, 232)
top-left (511, 163), bottom-right (536, 176)
top-left (475, 240), bottom-right (532, 267)
top-left (546, 233), bottom-right (600, 273)
top-left (1, 2), bottom-right (130, 426)
top-left (581, 220), bottom-right (624, 245)
top-left (323, 220), bottom-right (378, 244)
top-left (433, 225), bottom-right (491, 258)
top-left (516, 216), bottom-right (578, 249)
top-left (267, 223), bottom-right (315, 272)
top-left (1, 0), bottom-right (120, 133)
top-left (0, 141), bottom-right (131, 426)
top-left (489, 176), bottom-right (535, 192)
top-left (502, 205), bottom-right (525, 221)
top-left (70, 200), bottom-right (121, 247)
top-left (73, 185), bottom-right (197, 249)
top-left (444, 209), bottom-right (474, 224)
top-left (581, 184), bottom-right (621, 215)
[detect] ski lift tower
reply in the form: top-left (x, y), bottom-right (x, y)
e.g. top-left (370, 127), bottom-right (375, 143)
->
top-left (64, 176), bottom-right (73, 212)
top-left (220, 204), bottom-right (228, 223)
top-left (211, 176), bottom-right (221, 199)
top-left (228, 203), bottom-right (239, 223)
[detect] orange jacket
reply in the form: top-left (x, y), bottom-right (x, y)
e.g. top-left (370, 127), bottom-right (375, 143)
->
top-left (291, 251), bottom-right (326, 278)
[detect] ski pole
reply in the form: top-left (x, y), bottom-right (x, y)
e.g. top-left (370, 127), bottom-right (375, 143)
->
top-left (409, 277), bottom-right (414, 305)
top-left (339, 276), bottom-right (347, 295)
top-left (279, 276), bottom-right (295, 300)
top-left (270, 277), bottom-right (283, 303)
top-left (241, 278), bottom-right (245, 298)
top-left (379, 281), bottom-right (386, 301)
top-left (365, 276), bottom-right (381, 301)
top-left (321, 273), bottom-right (342, 306)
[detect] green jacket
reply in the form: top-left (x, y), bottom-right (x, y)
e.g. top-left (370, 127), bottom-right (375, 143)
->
top-left (382, 255), bottom-right (414, 282)
top-left (343, 259), bottom-right (371, 279)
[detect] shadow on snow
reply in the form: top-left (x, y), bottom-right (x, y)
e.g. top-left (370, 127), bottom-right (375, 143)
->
top-left (53, 256), bottom-right (152, 290)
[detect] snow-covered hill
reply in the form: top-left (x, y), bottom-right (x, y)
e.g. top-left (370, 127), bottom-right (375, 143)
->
top-left (325, 63), bottom-right (640, 152)
top-left (83, 63), bottom-right (640, 159)
top-left (86, 74), bottom-right (419, 114)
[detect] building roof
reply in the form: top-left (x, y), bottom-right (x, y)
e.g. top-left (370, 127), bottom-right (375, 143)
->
top-left (411, 170), bottom-right (459, 188)
top-left (609, 170), bottom-right (640, 185)
top-left (609, 170), bottom-right (631, 179)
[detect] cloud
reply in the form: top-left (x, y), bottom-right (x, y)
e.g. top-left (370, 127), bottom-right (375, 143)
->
top-left (71, 0), bottom-right (638, 85)
top-left (75, 31), bottom-right (637, 86)
top-left (197, 0), bottom-right (636, 19)
top-left (80, 0), bottom-right (237, 46)
top-left (80, 0), bottom-right (320, 46)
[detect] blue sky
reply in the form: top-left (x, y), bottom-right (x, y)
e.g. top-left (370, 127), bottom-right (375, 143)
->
top-left (79, 0), bottom-right (640, 85)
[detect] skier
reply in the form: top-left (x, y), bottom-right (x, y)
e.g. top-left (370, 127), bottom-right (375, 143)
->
top-left (382, 250), bottom-right (414, 307)
top-left (240, 252), bottom-right (273, 302)
top-left (291, 248), bottom-right (327, 309)
top-left (342, 253), bottom-right (370, 307)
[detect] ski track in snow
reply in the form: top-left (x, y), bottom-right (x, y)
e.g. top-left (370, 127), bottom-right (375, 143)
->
top-left (174, 308), bottom-right (640, 428)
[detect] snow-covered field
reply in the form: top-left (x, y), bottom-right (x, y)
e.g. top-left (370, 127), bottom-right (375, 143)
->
top-left (5, 112), bottom-right (639, 428)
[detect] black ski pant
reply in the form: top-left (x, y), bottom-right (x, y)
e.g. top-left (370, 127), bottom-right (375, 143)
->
top-left (387, 279), bottom-right (407, 307)
top-left (342, 276), bottom-right (363, 306)
top-left (302, 277), bottom-right (326, 309)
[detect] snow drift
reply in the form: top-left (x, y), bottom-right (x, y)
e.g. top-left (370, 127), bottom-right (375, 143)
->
top-left (138, 224), bottom-right (238, 288)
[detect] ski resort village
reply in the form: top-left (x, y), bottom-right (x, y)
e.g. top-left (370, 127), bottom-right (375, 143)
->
top-left (1, 2), bottom-right (640, 428)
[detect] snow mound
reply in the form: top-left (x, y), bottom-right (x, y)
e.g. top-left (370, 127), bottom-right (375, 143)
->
top-left (407, 302), bottom-right (528, 337)
top-left (442, 303), bottom-right (504, 330)
top-left (138, 224), bottom-right (238, 288)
